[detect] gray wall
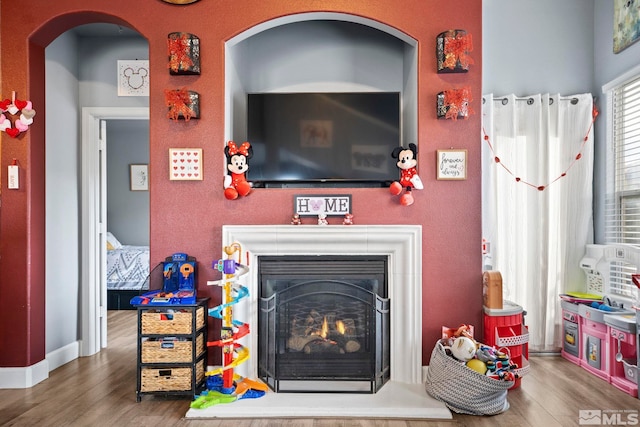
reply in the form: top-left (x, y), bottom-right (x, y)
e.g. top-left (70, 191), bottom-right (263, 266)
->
top-left (45, 31), bottom-right (80, 353)
top-left (78, 36), bottom-right (149, 108)
top-left (44, 31), bottom-right (148, 356)
top-left (483, 0), bottom-right (594, 95)
top-left (107, 120), bottom-right (150, 245)
top-left (78, 35), bottom-right (150, 247)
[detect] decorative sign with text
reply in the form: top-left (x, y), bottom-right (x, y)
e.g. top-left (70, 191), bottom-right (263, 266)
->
top-left (437, 149), bottom-right (467, 180)
top-left (294, 194), bottom-right (352, 217)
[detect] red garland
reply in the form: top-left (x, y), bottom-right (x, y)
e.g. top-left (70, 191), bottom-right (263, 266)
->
top-left (482, 105), bottom-right (598, 191)
top-left (167, 34), bottom-right (194, 73)
top-left (164, 88), bottom-right (195, 121)
top-left (443, 33), bottom-right (474, 70)
top-left (444, 87), bottom-right (474, 120)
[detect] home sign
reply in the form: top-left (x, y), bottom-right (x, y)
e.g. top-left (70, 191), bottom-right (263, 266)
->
top-left (294, 194), bottom-right (352, 217)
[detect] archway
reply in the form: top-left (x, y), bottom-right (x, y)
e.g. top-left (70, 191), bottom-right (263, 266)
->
top-left (6, 13), bottom-right (148, 387)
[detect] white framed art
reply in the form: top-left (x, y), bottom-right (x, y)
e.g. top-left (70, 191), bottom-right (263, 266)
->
top-left (436, 149), bottom-right (467, 180)
top-left (130, 164), bottom-right (149, 191)
top-left (169, 148), bottom-right (203, 180)
top-left (117, 60), bottom-right (150, 96)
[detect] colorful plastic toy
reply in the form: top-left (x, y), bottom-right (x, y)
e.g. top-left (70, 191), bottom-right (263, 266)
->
top-left (193, 243), bottom-right (268, 408)
top-left (130, 253), bottom-right (196, 306)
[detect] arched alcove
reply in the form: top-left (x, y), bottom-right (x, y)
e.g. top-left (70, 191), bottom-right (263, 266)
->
top-left (225, 13), bottom-right (418, 155)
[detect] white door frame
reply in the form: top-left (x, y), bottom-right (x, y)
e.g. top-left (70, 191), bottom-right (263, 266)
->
top-left (80, 107), bottom-right (149, 356)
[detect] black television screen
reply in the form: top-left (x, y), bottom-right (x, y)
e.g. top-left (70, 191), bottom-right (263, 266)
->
top-left (247, 92), bottom-right (401, 187)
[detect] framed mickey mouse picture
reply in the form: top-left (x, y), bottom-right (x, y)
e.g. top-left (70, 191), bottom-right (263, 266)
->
top-left (117, 60), bottom-right (149, 97)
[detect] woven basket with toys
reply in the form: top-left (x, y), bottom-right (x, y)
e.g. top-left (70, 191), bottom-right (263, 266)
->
top-left (424, 325), bottom-right (518, 415)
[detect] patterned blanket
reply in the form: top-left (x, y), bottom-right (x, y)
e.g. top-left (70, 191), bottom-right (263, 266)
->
top-left (107, 245), bottom-right (150, 290)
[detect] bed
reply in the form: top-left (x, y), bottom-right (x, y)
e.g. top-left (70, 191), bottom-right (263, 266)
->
top-left (106, 232), bottom-right (150, 310)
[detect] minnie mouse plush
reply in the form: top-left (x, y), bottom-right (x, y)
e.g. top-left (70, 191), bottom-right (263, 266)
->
top-left (390, 143), bottom-right (423, 206)
top-left (224, 141), bottom-right (253, 200)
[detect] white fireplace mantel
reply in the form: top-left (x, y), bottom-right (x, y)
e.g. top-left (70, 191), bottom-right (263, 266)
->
top-left (220, 224), bottom-right (423, 385)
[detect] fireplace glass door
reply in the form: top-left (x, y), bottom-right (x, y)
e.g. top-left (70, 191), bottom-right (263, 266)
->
top-left (258, 256), bottom-right (390, 393)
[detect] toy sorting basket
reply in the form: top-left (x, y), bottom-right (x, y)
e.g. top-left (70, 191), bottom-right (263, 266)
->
top-left (425, 341), bottom-right (513, 415)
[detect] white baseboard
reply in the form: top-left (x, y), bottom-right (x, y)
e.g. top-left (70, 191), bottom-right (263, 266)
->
top-left (0, 341), bottom-right (79, 389)
top-left (0, 359), bottom-right (49, 389)
top-left (46, 341), bottom-right (80, 371)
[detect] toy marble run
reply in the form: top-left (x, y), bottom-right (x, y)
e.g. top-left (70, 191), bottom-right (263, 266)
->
top-left (192, 243), bottom-right (267, 409)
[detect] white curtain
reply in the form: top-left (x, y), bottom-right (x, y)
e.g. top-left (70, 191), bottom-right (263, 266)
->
top-left (481, 94), bottom-right (594, 352)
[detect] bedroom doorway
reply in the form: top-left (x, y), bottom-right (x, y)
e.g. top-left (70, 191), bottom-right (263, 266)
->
top-left (104, 119), bottom-right (151, 311)
top-left (81, 108), bottom-right (149, 355)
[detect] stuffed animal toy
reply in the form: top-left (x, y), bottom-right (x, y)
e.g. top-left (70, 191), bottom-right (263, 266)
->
top-left (224, 141), bottom-right (253, 200)
top-left (390, 143), bottom-right (423, 206)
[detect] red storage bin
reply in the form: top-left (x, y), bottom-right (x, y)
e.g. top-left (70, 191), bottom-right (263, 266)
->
top-left (483, 302), bottom-right (529, 389)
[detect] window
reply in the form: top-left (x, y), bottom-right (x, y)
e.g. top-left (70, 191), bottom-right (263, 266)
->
top-left (604, 72), bottom-right (640, 298)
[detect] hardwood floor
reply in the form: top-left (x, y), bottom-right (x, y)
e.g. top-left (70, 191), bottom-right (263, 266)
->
top-left (0, 310), bottom-right (638, 426)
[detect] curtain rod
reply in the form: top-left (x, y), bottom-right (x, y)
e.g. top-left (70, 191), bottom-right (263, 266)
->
top-left (483, 96), bottom-right (580, 105)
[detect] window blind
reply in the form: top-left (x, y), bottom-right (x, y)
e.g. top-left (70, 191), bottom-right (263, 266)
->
top-left (604, 74), bottom-right (640, 298)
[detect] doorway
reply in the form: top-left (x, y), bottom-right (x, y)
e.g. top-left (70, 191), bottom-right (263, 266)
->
top-left (80, 109), bottom-right (149, 354)
top-left (45, 24), bottom-right (149, 366)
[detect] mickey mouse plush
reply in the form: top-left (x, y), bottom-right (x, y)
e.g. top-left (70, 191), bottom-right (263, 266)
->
top-left (224, 141), bottom-right (253, 200)
top-left (390, 143), bottom-right (423, 206)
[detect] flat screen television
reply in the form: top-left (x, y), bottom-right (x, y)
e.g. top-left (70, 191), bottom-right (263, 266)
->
top-left (246, 92), bottom-right (401, 188)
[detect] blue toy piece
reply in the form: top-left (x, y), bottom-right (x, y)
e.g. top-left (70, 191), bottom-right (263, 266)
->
top-left (130, 253), bottom-right (197, 306)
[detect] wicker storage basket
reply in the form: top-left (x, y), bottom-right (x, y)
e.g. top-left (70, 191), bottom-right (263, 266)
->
top-left (141, 306), bottom-right (205, 335)
top-left (140, 359), bottom-right (205, 392)
top-left (141, 333), bottom-right (204, 363)
top-left (425, 341), bottom-right (513, 415)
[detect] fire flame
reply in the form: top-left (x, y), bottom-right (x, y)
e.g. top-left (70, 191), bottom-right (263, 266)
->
top-left (321, 317), bottom-right (328, 339)
top-left (315, 317), bottom-right (346, 339)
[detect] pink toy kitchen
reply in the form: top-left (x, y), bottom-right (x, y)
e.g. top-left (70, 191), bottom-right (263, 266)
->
top-left (560, 244), bottom-right (640, 398)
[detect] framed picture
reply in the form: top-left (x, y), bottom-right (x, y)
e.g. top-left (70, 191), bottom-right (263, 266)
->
top-left (117, 60), bottom-right (150, 96)
top-left (436, 149), bottom-right (467, 180)
top-left (614, 0), bottom-right (640, 53)
top-left (130, 164), bottom-right (149, 191)
top-left (169, 148), bottom-right (203, 180)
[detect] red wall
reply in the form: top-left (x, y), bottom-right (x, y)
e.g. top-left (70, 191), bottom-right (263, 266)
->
top-left (0, 0), bottom-right (482, 368)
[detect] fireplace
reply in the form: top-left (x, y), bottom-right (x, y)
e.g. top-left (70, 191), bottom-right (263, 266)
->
top-left (185, 225), bottom-right (453, 420)
top-left (257, 255), bottom-right (390, 393)
top-left (218, 225), bottom-right (422, 387)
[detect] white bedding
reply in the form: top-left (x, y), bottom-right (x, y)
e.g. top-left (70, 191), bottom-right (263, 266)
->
top-left (107, 245), bottom-right (150, 290)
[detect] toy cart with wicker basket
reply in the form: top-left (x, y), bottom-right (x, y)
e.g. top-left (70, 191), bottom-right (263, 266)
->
top-left (136, 298), bottom-right (209, 401)
top-left (425, 341), bottom-right (514, 415)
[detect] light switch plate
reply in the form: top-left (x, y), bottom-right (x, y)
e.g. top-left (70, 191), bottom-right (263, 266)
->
top-left (8, 165), bottom-right (19, 189)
